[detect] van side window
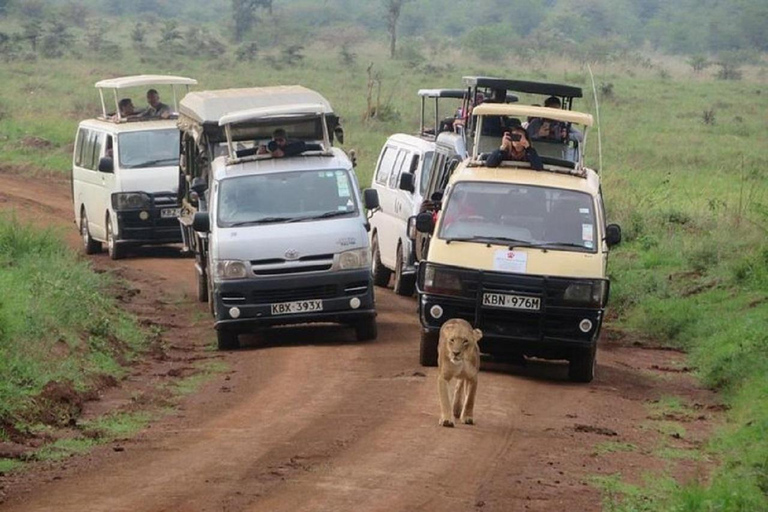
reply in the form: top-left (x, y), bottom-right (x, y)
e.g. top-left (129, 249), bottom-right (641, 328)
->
top-left (389, 150), bottom-right (409, 189)
top-left (375, 146), bottom-right (397, 185)
top-left (91, 132), bottom-right (104, 170)
top-left (75, 128), bottom-right (87, 167)
top-left (82, 130), bottom-right (96, 170)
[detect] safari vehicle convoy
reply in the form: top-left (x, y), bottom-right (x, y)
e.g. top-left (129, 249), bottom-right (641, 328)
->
top-left (71, 75), bottom-right (197, 260)
top-left (411, 98), bottom-right (622, 383)
top-left (177, 86), bottom-right (378, 349)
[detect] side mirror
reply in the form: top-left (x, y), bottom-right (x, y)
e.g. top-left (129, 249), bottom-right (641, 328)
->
top-left (398, 172), bottom-right (415, 193)
top-left (430, 191), bottom-right (443, 202)
top-left (407, 216), bottom-right (417, 241)
top-left (98, 157), bottom-right (114, 173)
top-left (192, 212), bottom-right (210, 233)
top-left (415, 212), bottom-right (435, 234)
top-left (190, 177), bottom-right (207, 195)
top-left (605, 224), bottom-right (622, 247)
top-left (363, 188), bottom-right (379, 210)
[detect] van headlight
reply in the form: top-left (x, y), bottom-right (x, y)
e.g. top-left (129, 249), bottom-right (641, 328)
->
top-left (423, 264), bottom-right (464, 297)
top-left (213, 260), bottom-right (248, 280)
top-left (563, 280), bottom-right (608, 307)
top-left (334, 248), bottom-right (371, 270)
top-left (112, 192), bottom-right (151, 210)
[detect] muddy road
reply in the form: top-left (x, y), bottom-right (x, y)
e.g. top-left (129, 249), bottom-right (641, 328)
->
top-left (0, 171), bottom-right (721, 512)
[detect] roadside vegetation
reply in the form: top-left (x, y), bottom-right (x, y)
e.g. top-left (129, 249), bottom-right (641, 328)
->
top-left (0, 218), bottom-right (148, 456)
top-left (0, 1), bottom-right (766, 508)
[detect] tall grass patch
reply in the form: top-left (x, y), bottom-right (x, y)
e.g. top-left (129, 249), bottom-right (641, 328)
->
top-left (0, 218), bottom-right (147, 434)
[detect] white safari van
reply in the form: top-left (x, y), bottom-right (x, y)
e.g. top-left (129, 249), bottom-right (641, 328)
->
top-left (369, 134), bottom-right (435, 296)
top-left (412, 103), bottom-right (622, 382)
top-left (178, 87), bottom-right (378, 350)
top-left (71, 75), bottom-right (196, 259)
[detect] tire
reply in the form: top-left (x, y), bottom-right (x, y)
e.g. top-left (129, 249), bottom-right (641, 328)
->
top-left (393, 244), bottom-right (416, 297)
top-left (80, 210), bottom-right (101, 255)
top-left (568, 346), bottom-right (596, 383)
top-left (216, 330), bottom-right (240, 350)
top-left (354, 316), bottom-right (378, 342)
top-left (370, 233), bottom-right (392, 287)
top-left (419, 330), bottom-right (439, 367)
top-left (196, 264), bottom-right (208, 303)
top-left (106, 215), bottom-right (126, 260)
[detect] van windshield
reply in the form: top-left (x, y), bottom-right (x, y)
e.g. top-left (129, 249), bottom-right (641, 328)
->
top-left (419, 151), bottom-right (435, 196)
top-left (118, 130), bottom-right (180, 169)
top-left (439, 182), bottom-right (597, 252)
top-left (217, 169), bottom-right (358, 227)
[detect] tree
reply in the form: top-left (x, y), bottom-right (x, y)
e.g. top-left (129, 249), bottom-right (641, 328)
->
top-left (383, 0), bottom-right (410, 59)
top-left (131, 22), bottom-right (147, 46)
top-left (22, 20), bottom-right (42, 52)
top-left (231, 0), bottom-right (273, 43)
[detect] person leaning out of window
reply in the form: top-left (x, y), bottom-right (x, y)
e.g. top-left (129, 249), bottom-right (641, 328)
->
top-left (486, 126), bottom-right (543, 170)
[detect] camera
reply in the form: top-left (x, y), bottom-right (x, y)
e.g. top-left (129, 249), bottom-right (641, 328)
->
top-left (267, 140), bottom-right (279, 152)
top-left (504, 131), bottom-right (522, 142)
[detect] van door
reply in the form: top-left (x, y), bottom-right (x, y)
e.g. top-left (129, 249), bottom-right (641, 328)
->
top-left (73, 128), bottom-right (106, 240)
top-left (89, 131), bottom-right (113, 240)
top-left (379, 148), bottom-right (408, 268)
top-left (371, 145), bottom-right (398, 268)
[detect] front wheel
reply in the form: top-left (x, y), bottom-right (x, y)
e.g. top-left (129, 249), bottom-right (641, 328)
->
top-left (81, 210), bottom-right (101, 255)
top-left (217, 330), bottom-right (240, 350)
top-left (355, 316), bottom-right (378, 341)
top-left (106, 216), bottom-right (126, 260)
top-left (371, 234), bottom-right (392, 287)
top-left (419, 330), bottom-right (439, 367)
top-left (568, 346), bottom-right (596, 383)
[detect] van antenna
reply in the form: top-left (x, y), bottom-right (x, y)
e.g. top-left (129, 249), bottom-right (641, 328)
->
top-left (587, 63), bottom-right (604, 174)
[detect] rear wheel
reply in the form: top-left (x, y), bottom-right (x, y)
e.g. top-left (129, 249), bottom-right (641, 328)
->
top-left (106, 215), bottom-right (126, 260)
top-left (80, 210), bottom-right (101, 255)
top-left (393, 244), bottom-right (416, 297)
top-left (217, 330), bottom-right (240, 350)
top-left (371, 234), bottom-right (392, 287)
top-left (355, 316), bottom-right (378, 341)
top-left (419, 330), bottom-right (439, 367)
top-left (568, 346), bottom-right (596, 383)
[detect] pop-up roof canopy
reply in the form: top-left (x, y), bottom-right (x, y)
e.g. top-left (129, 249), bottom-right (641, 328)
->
top-left (472, 104), bottom-right (593, 126)
top-left (95, 75), bottom-right (197, 121)
top-left (218, 103), bottom-right (332, 127)
top-left (95, 75), bottom-right (198, 89)
top-left (180, 86), bottom-right (334, 126)
top-left (462, 77), bottom-right (583, 99)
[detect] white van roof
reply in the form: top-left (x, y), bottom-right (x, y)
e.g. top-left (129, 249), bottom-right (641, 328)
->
top-left (95, 75), bottom-right (198, 89)
top-left (384, 133), bottom-right (436, 153)
top-left (78, 118), bottom-right (179, 133)
top-left (473, 104), bottom-right (593, 127)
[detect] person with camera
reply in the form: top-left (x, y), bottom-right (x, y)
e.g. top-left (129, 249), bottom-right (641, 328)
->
top-left (486, 126), bottom-right (543, 170)
top-left (526, 96), bottom-right (583, 143)
top-left (255, 128), bottom-right (323, 158)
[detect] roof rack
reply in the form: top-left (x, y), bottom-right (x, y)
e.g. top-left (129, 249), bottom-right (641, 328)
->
top-left (462, 76), bottom-right (583, 99)
top-left (472, 104), bottom-right (593, 127)
top-left (95, 74), bottom-right (197, 122)
top-left (417, 87), bottom-right (518, 139)
top-left (219, 102), bottom-right (334, 164)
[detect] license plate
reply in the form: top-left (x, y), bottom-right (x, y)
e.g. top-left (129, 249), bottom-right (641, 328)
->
top-left (270, 300), bottom-right (323, 316)
top-left (161, 208), bottom-right (181, 218)
top-left (482, 293), bottom-right (540, 311)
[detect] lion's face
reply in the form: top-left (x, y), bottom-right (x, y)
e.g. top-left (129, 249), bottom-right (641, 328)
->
top-left (440, 319), bottom-right (483, 364)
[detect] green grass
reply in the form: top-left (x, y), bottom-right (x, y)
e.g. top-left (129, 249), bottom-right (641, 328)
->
top-left (593, 441), bottom-right (638, 456)
top-left (80, 411), bottom-right (152, 441)
top-left (172, 360), bottom-right (229, 396)
top-left (0, 218), bottom-right (148, 433)
top-left (32, 437), bottom-right (98, 462)
top-left (0, 458), bottom-right (23, 474)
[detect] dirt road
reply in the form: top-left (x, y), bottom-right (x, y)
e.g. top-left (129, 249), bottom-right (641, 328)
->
top-left (0, 171), bottom-right (722, 512)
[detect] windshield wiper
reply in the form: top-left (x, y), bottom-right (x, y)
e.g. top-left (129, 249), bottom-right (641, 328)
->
top-left (126, 158), bottom-right (178, 168)
top-left (284, 210), bottom-right (355, 223)
top-left (228, 216), bottom-right (293, 227)
top-left (536, 241), bottom-right (589, 250)
top-left (445, 235), bottom-right (538, 248)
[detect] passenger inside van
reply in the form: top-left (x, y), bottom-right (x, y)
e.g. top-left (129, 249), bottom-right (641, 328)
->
top-left (139, 89), bottom-right (172, 119)
top-left (112, 98), bottom-right (138, 120)
top-left (526, 96), bottom-right (583, 143)
top-left (256, 128), bottom-right (322, 158)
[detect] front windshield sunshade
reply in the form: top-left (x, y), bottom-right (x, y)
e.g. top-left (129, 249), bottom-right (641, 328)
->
top-left (118, 130), bottom-right (180, 169)
top-left (439, 182), bottom-right (597, 252)
top-left (217, 169), bottom-right (358, 227)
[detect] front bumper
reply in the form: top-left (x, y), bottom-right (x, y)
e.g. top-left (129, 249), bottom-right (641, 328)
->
top-left (114, 195), bottom-right (183, 245)
top-left (213, 268), bottom-right (375, 331)
top-left (418, 265), bottom-right (606, 358)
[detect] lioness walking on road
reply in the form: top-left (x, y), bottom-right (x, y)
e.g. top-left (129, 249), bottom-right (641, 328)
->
top-left (437, 319), bottom-right (483, 427)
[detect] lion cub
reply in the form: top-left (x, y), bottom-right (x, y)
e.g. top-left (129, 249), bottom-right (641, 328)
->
top-left (437, 319), bottom-right (483, 427)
